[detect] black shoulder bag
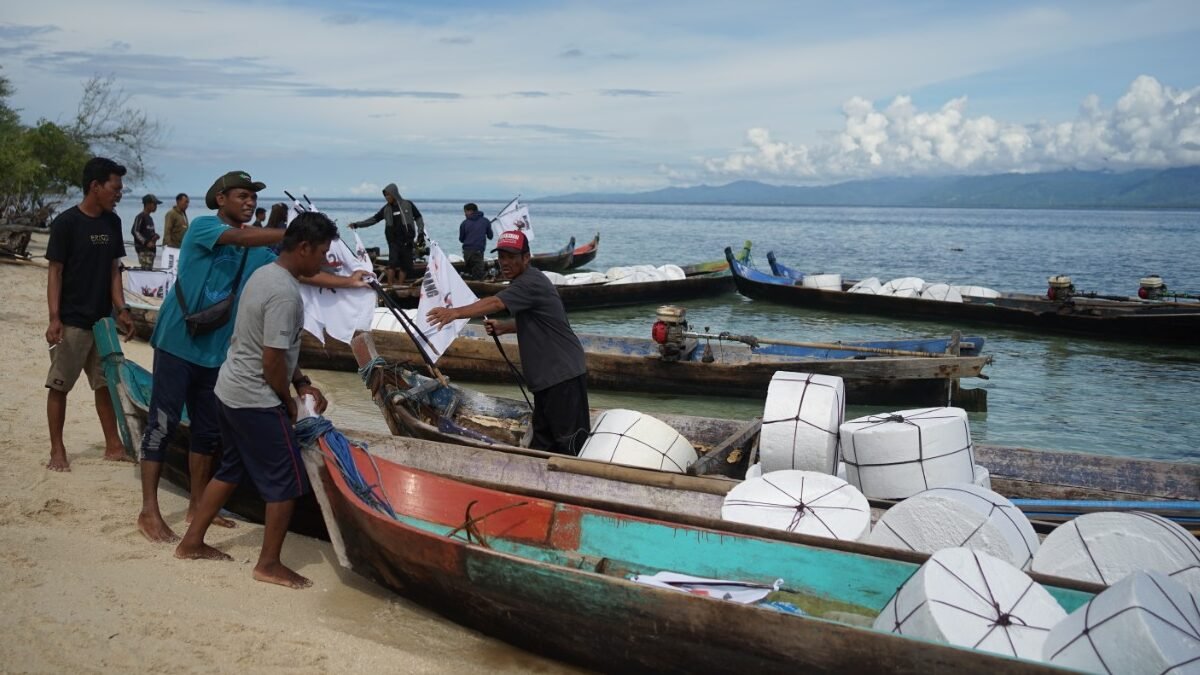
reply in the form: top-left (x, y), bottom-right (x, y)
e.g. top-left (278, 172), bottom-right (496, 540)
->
top-left (174, 249), bottom-right (249, 337)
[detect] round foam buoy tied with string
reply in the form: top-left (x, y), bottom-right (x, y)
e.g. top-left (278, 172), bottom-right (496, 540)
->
top-left (759, 372), bottom-right (844, 475)
top-left (721, 470), bottom-right (870, 541)
top-left (1042, 570), bottom-right (1200, 674)
top-left (953, 285), bottom-right (1001, 299)
top-left (1030, 511), bottom-right (1200, 596)
top-left (840, 407), bottom-right (976, 499)
top-left (873, 547), bottom-right (1066, 661)
top-left (920, 283), bottom-right (964, 303)
top-left (866, 483), bottom-right (1039, 569)
top-left (848, 277), bottom-right (883, 294)
top-left (882, 277), bottom-right (925, 297)
top-left (656, 264), bottom-right (686, 281)
top-left (578, 409), bottom-right (697, 474)
top-left (801, 273), bottom-right (842, 291)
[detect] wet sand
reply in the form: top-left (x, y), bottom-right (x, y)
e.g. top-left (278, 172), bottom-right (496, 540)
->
top-left (0, 234), bottom-right (579, 673)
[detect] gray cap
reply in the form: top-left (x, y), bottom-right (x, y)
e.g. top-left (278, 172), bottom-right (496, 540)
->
top-left (142, 194), bottom-right (163, 205)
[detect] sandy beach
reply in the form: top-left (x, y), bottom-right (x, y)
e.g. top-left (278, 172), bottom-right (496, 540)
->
top-left (0, 234), bottom-right (576, 674)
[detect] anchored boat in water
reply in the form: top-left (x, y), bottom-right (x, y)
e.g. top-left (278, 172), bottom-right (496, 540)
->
top-left (726, 247), bottom-right (1200, 345)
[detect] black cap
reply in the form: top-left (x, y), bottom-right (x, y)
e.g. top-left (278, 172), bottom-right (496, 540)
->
top-left (205, 171), bottom-right (266, 209)
top-left (142, 193), bottom-right (163, 205)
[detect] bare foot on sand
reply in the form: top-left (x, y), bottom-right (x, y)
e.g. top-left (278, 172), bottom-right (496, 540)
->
top-left (103, 450), bottom-right (135, 463)
top-left (137, 512), bottom-right (179, 543)
top-left (253, 562), bottom-right (312, 589)
top-left (187, 511), bottom-right (237, 529)
top-left (47, 449), bottom-right (71, 472)
top-left (175, 541), bottom-right (233, 561)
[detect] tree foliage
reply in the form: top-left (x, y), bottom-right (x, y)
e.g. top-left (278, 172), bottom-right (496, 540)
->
top-left (0, 69), bottom-right (162, 226)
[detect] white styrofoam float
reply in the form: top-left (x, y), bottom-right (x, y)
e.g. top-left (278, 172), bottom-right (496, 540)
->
top-left (745, 463), bottom-right (763, 479)
top-left (721, 470), bottom-right (870, 541)
top-left (840, 407), bottom-right (976, 499)
top-left (1043, 570), bottom-right (1200, 673)
top-left (563, 272), bottom-right (608, 286)
top-left (759, 372), bottom-right (844, 474)
top-left (953, 285), bottom-right (1001, 299)
top-left (657, 264), bottom-right (686, 281)
top-left (1031, 511), bottom-right (1200, 596)
top-left (578, 409), bottom-right (697, 474)
top-left (973, 464), bottom-right (991, 490)
top-left (608, 270), bottom-right (662, 285)
top-left (867, 483), bottom-right (1039, 569)
top-left (801, 273), bottom-right (842, 291)
top-left (874, 547), bottom-right (1066, 661)
top-left (920, 283), bottom-right (964, 303)
top-left (847, 277), bottom-right (883, 294)
top-left (882, 277), bottom-right (925, 298)
top-left (543, 271), bottom-right (568, 285)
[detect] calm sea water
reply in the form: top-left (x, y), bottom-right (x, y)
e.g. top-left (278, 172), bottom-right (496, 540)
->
top-left (117, 199), bottom-right (1200, 462)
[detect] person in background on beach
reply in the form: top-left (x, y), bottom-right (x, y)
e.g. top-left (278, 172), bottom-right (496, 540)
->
top-left (265, 202), bottom-right (289, 254)
top-left (131, 194), bottom-right (162, 269)
top-left (347, 183), bottom-right (424, 285)
top-left (458, 202), bottom-right (492, 280)
top-left (175, 212), bottom-right (339, 590)
top-left (136, 171), bottom-right (368, 543)
top-left (427, 230), bottom-right (590, 455)
top-left (163, 193), bottom-right (189, 249)
top-left (43, 157), bottom-right (136, 471)
top-left (251, 207), bottom-right (266, 227)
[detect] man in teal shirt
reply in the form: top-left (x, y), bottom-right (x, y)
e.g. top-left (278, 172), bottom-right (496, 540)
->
top-left (136, 171), bottom-right (368, 543)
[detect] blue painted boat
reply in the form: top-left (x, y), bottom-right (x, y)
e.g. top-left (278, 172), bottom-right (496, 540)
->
top-left (726, 247), bottom-right (1200, 345)
top-left (304, 432), bottom-right (1099, 673)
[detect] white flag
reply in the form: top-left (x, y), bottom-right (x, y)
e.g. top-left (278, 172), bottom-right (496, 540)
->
top-left (155, 246), bottom-right (181, 273)
top-left (299, 226), bottom-right (378, 345)
top-left (411, 241), bottom-right (479, 362)
top-left (125, 269), bottom-right (174, 300)
top-left (494, 202), bottom-right (534, 241)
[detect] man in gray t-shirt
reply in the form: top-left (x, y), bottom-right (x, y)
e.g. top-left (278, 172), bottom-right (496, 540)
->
top-left (176, 213), bottom-right (341, 591)
top-left (428, 230), bottom-right (590, 455)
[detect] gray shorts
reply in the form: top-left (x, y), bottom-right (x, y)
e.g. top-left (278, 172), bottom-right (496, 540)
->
top-left (45, 325), bottom-right (105, 393)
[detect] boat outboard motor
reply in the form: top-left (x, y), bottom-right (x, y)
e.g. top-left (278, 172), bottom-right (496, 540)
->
top-left (1138, 275), bottom-right (1166, 300)
top-left (1046, 275), bottom-right (1075, 302)
top-left (652, 305), bottom-right (691, 362)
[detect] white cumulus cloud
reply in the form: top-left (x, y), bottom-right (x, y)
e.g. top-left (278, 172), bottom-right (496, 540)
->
top-left (348, 181), bottom-right (381, 196)
top-left (702, 76), bottom-right (1200, 182)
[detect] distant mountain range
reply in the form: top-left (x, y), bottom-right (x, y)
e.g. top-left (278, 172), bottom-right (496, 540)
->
top-left (540, 167), bottom-right (1200, 209)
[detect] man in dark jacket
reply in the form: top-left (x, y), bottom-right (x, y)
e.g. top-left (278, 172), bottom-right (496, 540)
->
top-left (458, 202), bottom-right (492, 279)
top-left (348, 183), bottom-right (425, 284)
top-left (131, 194), bottom-right (162, 269)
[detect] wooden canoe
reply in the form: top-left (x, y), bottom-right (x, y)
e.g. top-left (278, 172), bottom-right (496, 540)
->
top-left (566, 232), bottom-right (599, 268)
top-left (312, 318), bottom-right (994, 410)
top-left (730, 248), bottom-right (1200, 345)
top-left (383, 240), bottom-right (752, 311)
top-left (304, 434), bottom-right (1100, 673)
top-left (94, 319), bottom-right (1197, 551)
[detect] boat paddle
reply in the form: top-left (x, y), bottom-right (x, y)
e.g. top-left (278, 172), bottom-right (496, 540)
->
top-left (484, 315), bottom-right (533, 411)
top-left (683, 331), bottom-right (969, 359)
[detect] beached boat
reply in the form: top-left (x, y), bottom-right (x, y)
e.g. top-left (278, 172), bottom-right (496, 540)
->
top-left (354, 333), bottom-right (1199, 506)
top-left (95, 318), bottom-right (1197, 549)
top-left (303, 433), bottom-right (1101, 673)
top-left (566, 232), bottom-right (600, 268)
top-left (728, 248), bottom-right (1200, 345)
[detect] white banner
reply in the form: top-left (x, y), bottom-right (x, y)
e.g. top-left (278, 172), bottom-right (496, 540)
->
top-left (411, 240), bottom-right (479, 362)
top-left (494, 202), bottom-right (534, 241)
top-left (125, 269), bottom-right (174, 300)
top-left (299, 229), bottom-right (378, 345)
top-left (155, 246), bottom-right (181, 273)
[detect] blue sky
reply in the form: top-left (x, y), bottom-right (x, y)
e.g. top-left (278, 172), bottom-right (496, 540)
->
top-left (2, 0), bottom-right (1198, 198)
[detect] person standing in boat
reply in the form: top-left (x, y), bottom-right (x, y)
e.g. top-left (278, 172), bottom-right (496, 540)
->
top-left (135, 170), bottom-right (367, 544)
top-left (458, 202), bottom-right (492, 280)
top-left (427, 230), bottom-right (590, 455)
top-left (175, 212), bottom-right (340, 590)
top-left (346, 183), bottom-right (425, 285)
top-left (43, 157), bottom-right (136, 472)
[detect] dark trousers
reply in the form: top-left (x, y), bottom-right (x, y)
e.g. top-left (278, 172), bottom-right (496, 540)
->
top-left (531, 373), bottom-right (591, 456)
top-left (463, 249), bottom-right (485, 280)
top-left (385, 228), bottom-right (415, 278)
top-left (139, 349), bottom-right (222, 463)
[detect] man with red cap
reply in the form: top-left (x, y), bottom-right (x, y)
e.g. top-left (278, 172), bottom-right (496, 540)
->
top-left (427, 230), bottom-right (590, 454)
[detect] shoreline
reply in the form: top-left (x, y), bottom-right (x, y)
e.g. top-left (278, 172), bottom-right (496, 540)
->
top-left (0, 233), bottom-right (577, 673)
